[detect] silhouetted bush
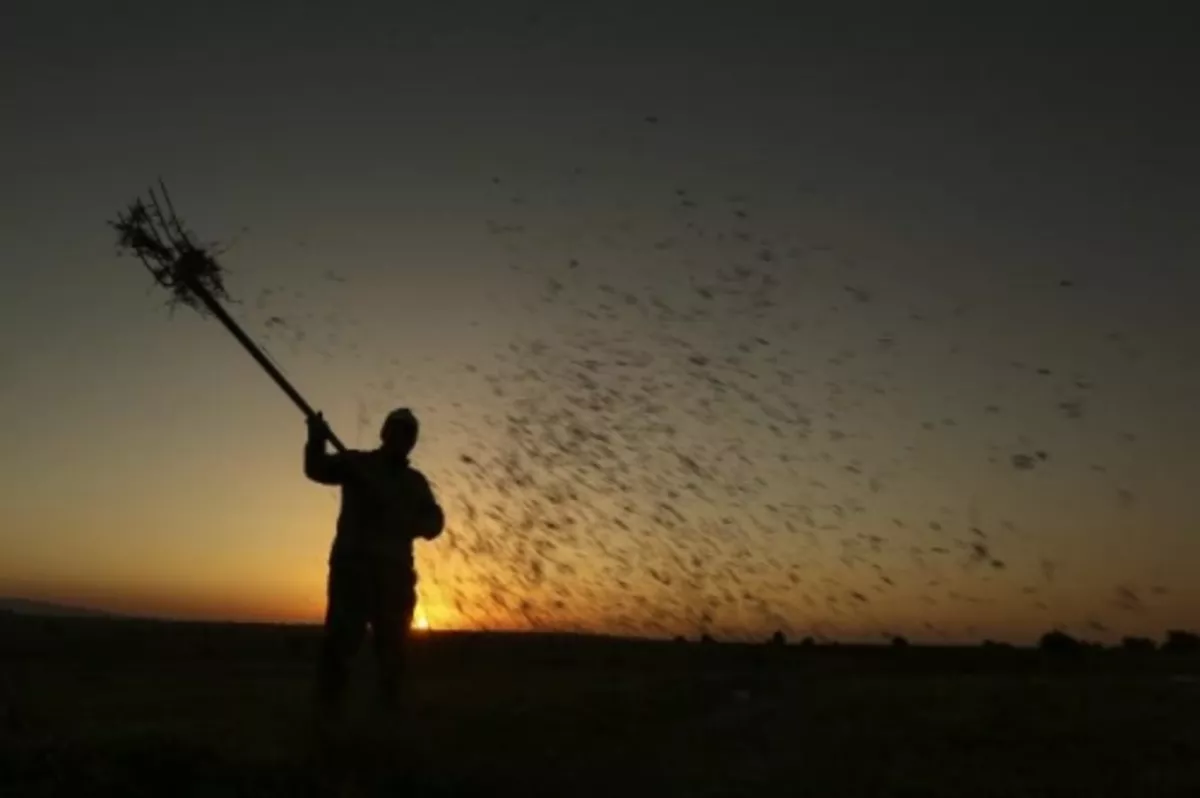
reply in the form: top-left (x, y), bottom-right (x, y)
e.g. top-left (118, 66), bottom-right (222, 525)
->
top-left (982, 639), bottom-right (1014, 650)
top-left (1039, 629), bottom-right (1084, 654)
top-left (891, 636), bottom-right (909, 649)
top-left (1120, 636), bottom-right (1156, 653)
top-left (699, 633), bottom-right (716, 645)
top-left (798, 636), bottom-right (816, 648)
top-left (770, 630), bottom-right (786, 646)
top-left (1163, 630), bottom-right (1200, 654)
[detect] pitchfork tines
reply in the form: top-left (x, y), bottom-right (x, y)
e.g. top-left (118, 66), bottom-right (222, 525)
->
top-left (110, 180), bottom-right (230, 315)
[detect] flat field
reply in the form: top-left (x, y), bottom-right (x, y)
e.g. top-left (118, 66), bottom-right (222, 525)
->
top-left (2, 615), bottom-right (1198, 797)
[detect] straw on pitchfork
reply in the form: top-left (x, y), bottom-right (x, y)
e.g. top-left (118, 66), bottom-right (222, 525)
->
top-left (109, 180), bottom-right (350, 455)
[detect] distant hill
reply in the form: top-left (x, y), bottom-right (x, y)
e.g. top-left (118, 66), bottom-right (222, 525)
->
top-left (0, 597), bottom-right (122, 618)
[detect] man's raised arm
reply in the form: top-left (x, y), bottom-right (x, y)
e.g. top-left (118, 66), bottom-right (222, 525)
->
top-left (304, 412), bottom-right (347, 486)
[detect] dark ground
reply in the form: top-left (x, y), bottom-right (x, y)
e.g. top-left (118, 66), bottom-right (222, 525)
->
top-left (2, 614), bottom-right (1198, 797)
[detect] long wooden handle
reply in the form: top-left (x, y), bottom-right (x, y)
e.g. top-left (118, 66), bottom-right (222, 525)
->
top-left (184, 276), bottom-right (349, 455)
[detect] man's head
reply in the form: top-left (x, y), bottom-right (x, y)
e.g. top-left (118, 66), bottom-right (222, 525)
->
top-left (380, 407), bottom-right (419, 459)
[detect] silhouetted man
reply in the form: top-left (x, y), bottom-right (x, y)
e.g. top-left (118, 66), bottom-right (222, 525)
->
top-left (304, 407), bottom-right (444, 725)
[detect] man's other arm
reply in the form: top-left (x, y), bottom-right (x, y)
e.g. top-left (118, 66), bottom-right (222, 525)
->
top-left (410, 471), bottom-right (445, 541)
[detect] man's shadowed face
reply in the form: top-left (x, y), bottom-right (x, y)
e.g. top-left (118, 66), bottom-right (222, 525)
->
top-left (380, 408), bottom-right (418, 461)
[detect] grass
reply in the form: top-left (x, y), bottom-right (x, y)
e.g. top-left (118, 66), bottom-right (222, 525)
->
top-left (3, 615), bottom-right (1199, 797)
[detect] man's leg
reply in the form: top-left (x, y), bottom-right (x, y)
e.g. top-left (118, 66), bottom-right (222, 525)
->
top-left (315, 563), bottom-right (367, 728)
top-left (371, 572), bottom-right (416, 713)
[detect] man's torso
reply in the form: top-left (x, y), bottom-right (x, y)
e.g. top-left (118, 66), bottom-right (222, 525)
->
top-left (329, 449), bottom-right (428, 570)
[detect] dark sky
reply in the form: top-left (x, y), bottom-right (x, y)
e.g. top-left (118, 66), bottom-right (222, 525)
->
top-left (1, 2), bottom-right (1197, 640)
